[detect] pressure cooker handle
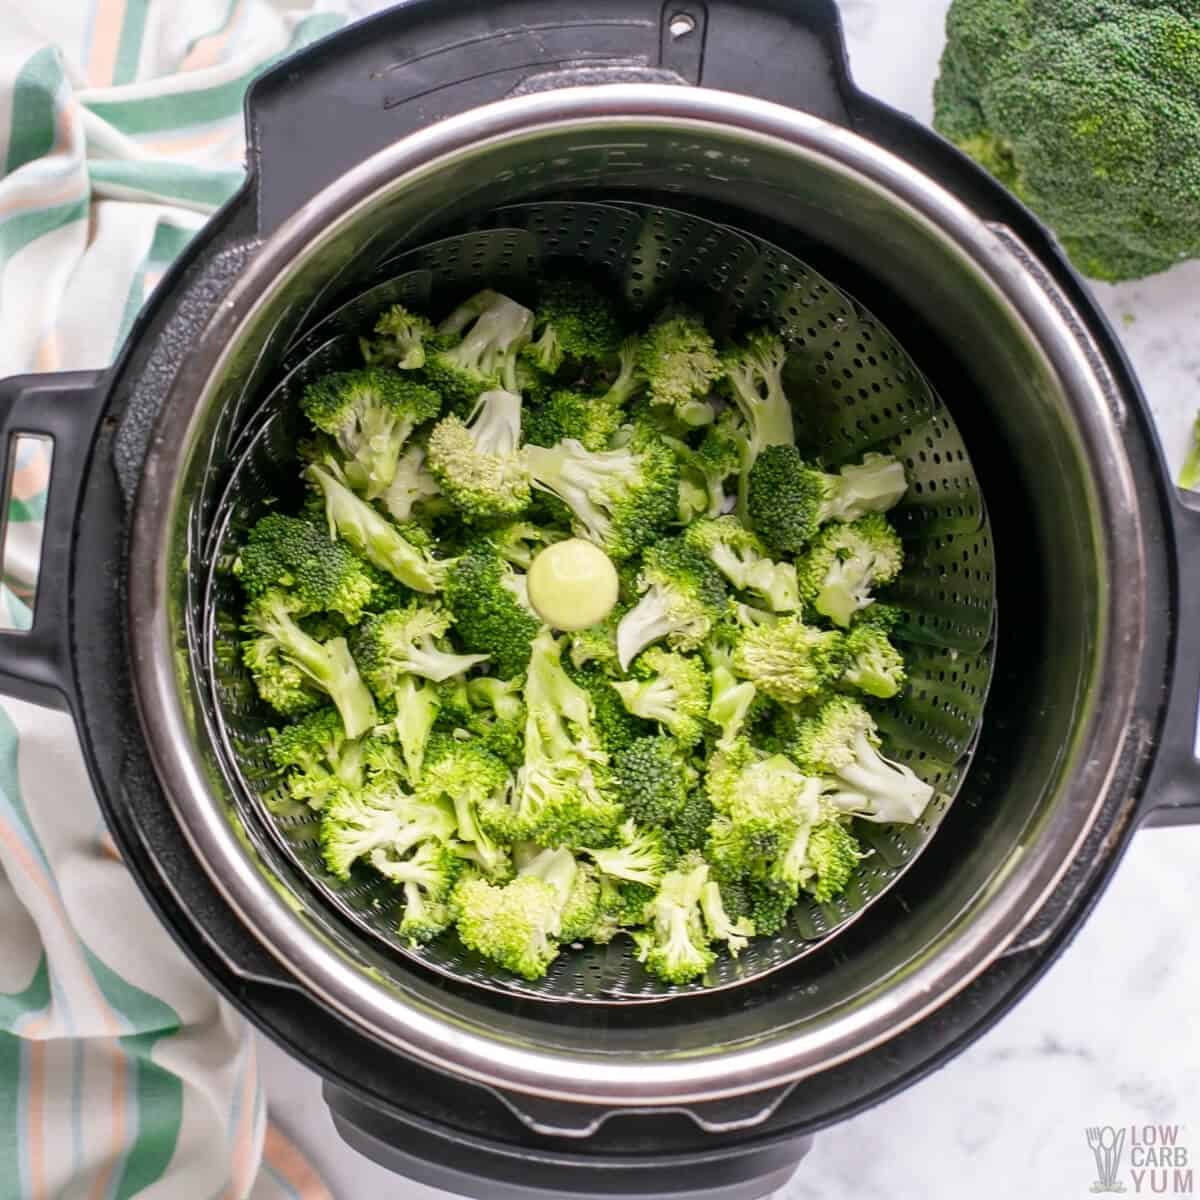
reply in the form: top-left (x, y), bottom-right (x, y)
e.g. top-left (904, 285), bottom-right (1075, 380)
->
top-left (1141, 488), bottom-right (1200, 826)
top-left (245, 0), bottom-right (854, 235)
top-left (0, 371), bottom-right (109, 711)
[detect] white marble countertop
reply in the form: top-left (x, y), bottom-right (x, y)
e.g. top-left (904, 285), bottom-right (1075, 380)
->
top-left (260, 3), bottom-right (1200, 1196)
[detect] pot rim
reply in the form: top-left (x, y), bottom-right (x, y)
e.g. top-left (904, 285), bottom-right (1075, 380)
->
top-left (127, 84), bottom-right (1147, 1105)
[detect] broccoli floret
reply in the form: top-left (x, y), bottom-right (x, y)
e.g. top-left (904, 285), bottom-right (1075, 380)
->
top-left (748, 447), bottom-right (908, 555)
top-left (234, 513), bottom-right (377, 624)
top-left (524, 280), bottom-right (625, 374)
top-left (934, 0), bottom-right (1200, 282)
top-left (300, 369), bottom-right (441, 500)
top-left (370, 840), bottom-right (462, 943)
top-left (613, 647), bottom-right (709, 748)
top-left (463, 676), bottom-right (527, 769)
top-left (787, 696), bottom-right (933, 824)
top-left (559, 861), bottom-right (605, 942)
top-left (242, 636), bottom-right (321, 716)
top-left (359, 303), bottom-right (441, 370)
top-left (453, 845), bottom-right (578, 979)
top-left (585, 818), bottom-right (669, 886)
top-left (638, 309), bottom-right (722, 427)
top-left (381, 673), bottom-right (440, 782)
top-left (243, 590), bottom-right (377, 737)
top-left (443, 540), bottom-right (541, 678)
top-left (425, 388), bottom-right (532, 520)
top-left (468, 675), bottom-right (524, 722)
top-left (841, 623), bottom-right (907, 699)
top-left (268, 706), bottom-right (364, 809)
top-left (704, 741), bottom-right (823, 881)
top-left (525, 428), bottom-right (678, 561)
top-left (803, 820), bottom-right (865, 903)
top-left (567, 605), bottom-right (625, 675)
top-left (306, 460), bottom-right (451, 593)
top-left (663, 415), bottom-right (743, 524)
top-left (616, 538), bottom-right (728, 669)
top-left (426, 290), bottom-right (534, 404)
top-left (319, 783), bottom-right (456, 880)
top-left (703, 639), bottom-right (758, 748)
top-left (419, 738), bottom-right (512, 881)
top-left (665, 788), bottom-right (715, 858)
top-left (352, 604), bottom-right (489, 688)
top-left (609, 736), bottom-right (691, 827)
top-left (719, 330), bottom-right (795, 492)
top-left (564, 661), bottom-right (651, 755)
top-left (380, 444), bottom-right (443, 524)
top-left (685, 516), bottom-right (800, 613)
top-left (483, 630), bottom-right (620, 848)
top-left (699, 879), bottom-right (755, 956)
top-left (796, 514), bottom-right (904, 628)
top-left (747, 878), bottom-right (798, 936)
top-left (730, 616), bottom-right (844, 704)
top-left (632, 856), bottom-right (716, 985)
top-left (525, 387), bottom-right (626, 452)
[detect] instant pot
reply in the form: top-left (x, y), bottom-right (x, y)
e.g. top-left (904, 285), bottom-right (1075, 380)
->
top-left (0, 2), bottom-right (1197, 1196)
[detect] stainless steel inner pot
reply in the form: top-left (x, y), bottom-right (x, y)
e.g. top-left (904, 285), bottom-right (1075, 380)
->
top-left (128, 86), bottom-right (1145, 1109)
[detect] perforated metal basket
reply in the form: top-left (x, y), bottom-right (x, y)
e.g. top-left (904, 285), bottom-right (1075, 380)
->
top-left (202, 200), bottom-right (995, 1003)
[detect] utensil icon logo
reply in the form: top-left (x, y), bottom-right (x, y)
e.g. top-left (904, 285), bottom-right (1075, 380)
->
top-left (1087, 1125), bottom-right (1128, 1193)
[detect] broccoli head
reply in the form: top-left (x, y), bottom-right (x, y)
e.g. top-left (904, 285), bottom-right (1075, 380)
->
top-left (268, 705), bottom-right (364, 809)
top-left (803, 820), bottom-right (865, 904)
top-left (352, 603), bottom-right (489, 689)
top-left (243, 590), bottom-right (377, 736)
top-left (632, 856), bottom-right (716, 985)
top-left (524, 279), bottom-right (625, 373)
top-left (796, 513), bottom-right (904, 627)
top-left (525, 427), bottom-right (678, 561)
top-left (235, 513), bottom-right (376, 623)
top-left (359, 303), bottom-right (442, 370)
top-left (638, 309), bottom-right (722, 427)
top-left (370, 840), bottom-right (462, 943)
top-left (301, 368), bottom-right (441, 500)
top-left (841, 622), bottom-right (907, 699)
top-left (426, 290), bottom-right (534, 404)
top-left (934, 0), bottom-right (1200, 281)
top-left (613, 647), bottom-right (710, 748)
top-left (443, 540), bottom-right (541, 678)
top-left (585, 819), bottom-right (671, 887)
top-left (730, 616), bottom-right (844, 704)
top-left (720, 330), bottom-right (795, 476)
top-left (616, 538), bottom-right (728, 669)
top-left (685, 516), bottom-right (800, 613)
top-left (787, 696), bottom-right (933, 824)
top-left (609, 735), bottom-right (691, 827)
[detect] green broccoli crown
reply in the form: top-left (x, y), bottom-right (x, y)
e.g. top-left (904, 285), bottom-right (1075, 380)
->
top-left (796, 513), bottom-right (905, 627)
top-left (301, 368), bottom-right (441, 500)
top-left (684, 515), bottom-right (800, 614)
top-left (443, 540), bottom-right (541, 678)
top-left (524, 387), bottom-right (627, 451)
top-left (637, 309), bottom-right (723, 427)
top-left (787, 696), bottom-right (932, 825)
top-left (453, 873), bottom-right (564, 979)
top-left (564, 661), bottom-right (651, 755)
top-left (934, 0), bottom-right (1200, 282)
top-left (803, 820), bottom-right (865, 904)
top-left (306, 460), bottom-right (452, 593)
top-left (352, 603), bottom-right (489, 692)
top-left (615, 538), bottom-right (728, 669)
top-left (633, 857), bottom-right (716, 984)
top-left (319, 783), bottom-right (455, 880)
top-left (746, 877), bottom-right (799, 936)
top-left (524, 428), bottom-right (679, 561)
top-left (426, 290), bottom-right (535, 401)
top-left (558, 861), bottom-right (605, 942)
top-left (730, 616), bottom-right (845, 704)
top-left (665, 787), bottom-right (715, 858)
top-left (371, 840), bottom-right (463, 943)
top-left (236, 513), bottom-right (376, 623)
top-left (613, 647), bottom-right (710, 748)
top-left (268, 705), bottom-right (364, 808)
top-left (359, 304), bottom-right (439, 370)
top-left (720, 329), bottom-right (794, 456)
top-left (426, 389), bottom-right (532, 520)
top-left (242, 635), bottom-right (322, 716)
top-left (524, 280), bottom-right (626, 373)
top-left (243, 590), bottom-right (378, 737)
top-left (841, 623), bottom-right (908, 699)
top-left (746, 445), bottom-right (837, 555)
top-left (609, 735), bottom-right (691, 827)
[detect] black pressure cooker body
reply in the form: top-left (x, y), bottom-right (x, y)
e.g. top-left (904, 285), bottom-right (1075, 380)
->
top-left (0, 4), bottom-right (1197, 1198)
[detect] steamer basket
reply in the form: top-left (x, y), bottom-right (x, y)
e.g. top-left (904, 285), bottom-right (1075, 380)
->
top-left (200, 201), bottom-right (996, 1002)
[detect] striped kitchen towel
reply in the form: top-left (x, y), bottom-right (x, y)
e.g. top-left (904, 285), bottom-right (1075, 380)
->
top-left (0, 1), bottom-right (345, 1196)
